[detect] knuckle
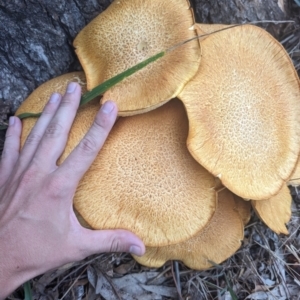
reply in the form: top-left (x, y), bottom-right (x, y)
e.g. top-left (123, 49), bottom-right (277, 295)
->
top-left (60, 95), bottom-right (73, 105)
top-left (46, 180), bottom-right (66, 199)
top-left (25, 132), bottom-right (42, 146)
top-left (60, 95), bottom-right (78, 109)
top-left (94, 115), bottom-right (110, 132)
top-left (109, 236), bottom-right (122, 253)
top-left (19, 165), bottom-right (37, 186)
top-left (44, 122), bottom-right (63, 138)
top-left (42, 105), bottom-right (56, 115)
top-left (78, 136), bottom-right (98, 155)
top-left (46, 177), bottom-right (60, 192)
top-left (45, 174), bottom-right (72, 199)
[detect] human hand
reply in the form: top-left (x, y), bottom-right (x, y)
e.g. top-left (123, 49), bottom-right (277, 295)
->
top-left (0, 82), bottom-right (145, 299)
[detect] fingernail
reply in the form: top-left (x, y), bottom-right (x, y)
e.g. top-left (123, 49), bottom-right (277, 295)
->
top-left (9, 116), bottom-right (15, 126)
top-left (49, 93), bottom-right (60, 103)
top-left (129, 245), bottom-right (143, 256)
top-left (67, 82), bottom-right (77, 93)
top-left (101, 101), bottom-right (114, 114)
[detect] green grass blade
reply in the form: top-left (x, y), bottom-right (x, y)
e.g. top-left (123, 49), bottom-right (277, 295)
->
top-left (224, 274), bottom-right (238, 300)
top-left (18, 112), bottom-right (42, 120)
top-left (0, 113), bottom-right (42, 130)
top-left (80, 51), bottom-right (165, 105)
top-left (23, 281), bottom-right (32, 300)
top-left (0, 51), bottom-right (165, 131)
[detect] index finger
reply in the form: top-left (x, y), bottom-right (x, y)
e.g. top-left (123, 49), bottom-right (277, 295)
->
top-left (56, 101), bottom-right (118, 186)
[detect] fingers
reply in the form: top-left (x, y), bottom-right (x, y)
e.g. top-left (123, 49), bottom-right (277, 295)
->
top-left (78, 229), bottom-right (145, 258)
top-left (0, 117), bottom-right (22, 186)
top-left (32, 83), bottom-right (81, 170)
top-left (19, 93), bottom-right (62, 166)
top-left (58, 101), bottom-right (118, 185)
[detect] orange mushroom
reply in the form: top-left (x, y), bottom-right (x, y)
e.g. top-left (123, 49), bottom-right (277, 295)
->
top-left (133, 189), bottom-right (250, 270)
top-left (73, 0), bottom-right (201, 116)
top-left (288, 158), bottom-right (300, 187)
top-left (251, 185), bottom-right (291, 235)
top-left (178, 24), bottom-right (300, 200)
top-left (74, 99), bottom-right (217, 247)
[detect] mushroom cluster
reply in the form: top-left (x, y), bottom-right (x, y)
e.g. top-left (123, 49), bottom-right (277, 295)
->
top-left (17, 0), bottom-right (300, 270)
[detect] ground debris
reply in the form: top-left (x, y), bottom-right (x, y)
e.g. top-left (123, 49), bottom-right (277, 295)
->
top-left (87, 265), bottom-right (177, 300)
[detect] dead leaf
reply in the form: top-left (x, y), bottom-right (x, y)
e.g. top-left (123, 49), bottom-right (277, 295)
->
top-left (114, 260), bottom-right (135, 275)
top-left (87, 268), bottom-right (177, 300)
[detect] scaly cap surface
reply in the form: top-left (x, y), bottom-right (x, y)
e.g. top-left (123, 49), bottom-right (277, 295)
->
top-left (74, 99), bottom-right (217, 247)
top-left (178, 24), bottom-right (300, 200)
top-left (133, 189), bottom-right (246, 270)
top-left (73, 0), bottom-right (201, 116)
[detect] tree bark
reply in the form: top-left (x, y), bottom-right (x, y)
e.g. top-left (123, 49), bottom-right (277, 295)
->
top-left (192, 0), bottom-right (286, 24)
top-left (0, 0), bottom-right (113, 116)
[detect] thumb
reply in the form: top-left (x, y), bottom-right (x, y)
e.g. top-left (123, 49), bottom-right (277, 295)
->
top-left (79, 228), bottom-right (145, 257)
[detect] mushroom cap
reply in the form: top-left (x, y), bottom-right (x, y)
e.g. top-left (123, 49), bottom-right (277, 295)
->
top-left (74, 209), bottom-right (92, 229)
top-left (233, 194), bottom-right (252, 225)
top-left (73, 0), bottom-right (201, 116)
top-left (74, 99), bottom-right (216, 247)
top-left (251, 185), bottom-right (291, 235)
top-left (16, 72), bottom-right (94, 150)
top-left (178, 24), bottom-right (300, 200)
top-left (133, 189), bottom-right (246, 270)
top-left (288, 157), bottom-right (300, 186)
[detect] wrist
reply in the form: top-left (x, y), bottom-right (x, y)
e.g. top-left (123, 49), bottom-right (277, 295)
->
top-left (0, 220), bottom-right (37, 299)
top-left (0, 259), bottom-right (34, 299)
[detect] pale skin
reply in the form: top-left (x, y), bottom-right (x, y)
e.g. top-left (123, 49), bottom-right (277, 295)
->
top-left (0, 82), bottom-right (145, 299)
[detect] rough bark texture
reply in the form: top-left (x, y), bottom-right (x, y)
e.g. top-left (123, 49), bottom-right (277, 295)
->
top-left (0, 0), bottom-right (113, 116)
top-left (192, 0), bottom-right (286, 23)
top-left (0, 0), bottom-right (290, 116)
